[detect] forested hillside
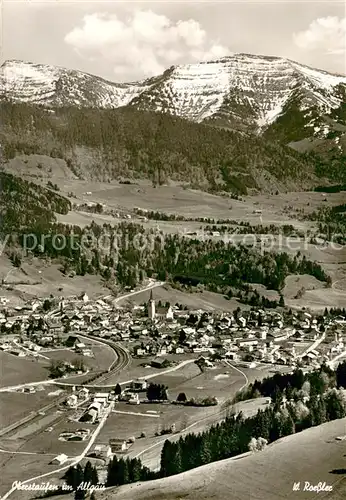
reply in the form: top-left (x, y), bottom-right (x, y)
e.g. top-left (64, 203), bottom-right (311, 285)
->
top-left (0, 171), bottom-right (71, 231)
top-left (1, 101), bottom-right (322, 194)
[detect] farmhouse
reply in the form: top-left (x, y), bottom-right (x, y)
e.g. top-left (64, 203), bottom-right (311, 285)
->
top-left (79, 387), bottom-right (89, 399)
top-left (130, 379), bottom-right (148, 391)
top-left (93, 392), bottom-right (109, 407)
top-left (93, 444), bottom-right (112, 460)
top-left (151, 357), bottom-right (169, 369)
top-left (65, 335), bottom-right (81, 348)
top-left (267, 330), bottom-right (290, 342)
top-left (109, 439), bottom-right (129, 453)
top-left (66, 394), bottom-right (78, 407)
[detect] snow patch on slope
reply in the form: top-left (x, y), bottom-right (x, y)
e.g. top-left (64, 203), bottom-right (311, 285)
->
top-left (1, 55), bottom-right (346, 133)
top-left (0, 60), bottom-right (150, 108)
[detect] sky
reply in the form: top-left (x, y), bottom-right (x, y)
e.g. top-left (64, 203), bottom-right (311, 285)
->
top-left (1, 0), bottom-right (346, 82)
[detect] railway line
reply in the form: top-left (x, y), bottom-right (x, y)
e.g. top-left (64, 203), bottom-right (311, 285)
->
top-left (0, 338), bottom-right (131, 438)
top-left (53, 336), bottom-right (131, 389)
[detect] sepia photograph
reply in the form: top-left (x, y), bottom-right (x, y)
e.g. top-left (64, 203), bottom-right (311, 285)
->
top-left (0, 0), bottom-right (345, 498)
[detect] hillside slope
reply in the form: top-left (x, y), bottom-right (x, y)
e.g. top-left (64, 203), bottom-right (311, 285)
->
top-left (97, 418), bottom-right (346, 500)
top-left (0, 101), bottom-right (320, 193)
top-left (0, 171), bottom-right (71, 231)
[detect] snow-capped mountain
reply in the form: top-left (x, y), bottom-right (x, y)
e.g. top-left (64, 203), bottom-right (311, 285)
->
top-left (0, 59), bottom-right (151, 108)
top-left (132, 55), bottom-right (346, 133)
top-left (1, 55), bottom-right (346, 135)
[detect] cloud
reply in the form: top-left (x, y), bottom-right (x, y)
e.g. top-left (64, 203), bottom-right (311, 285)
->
top-left (64, 11), bottom-right (229, 80)
top-left (293, 16), bottom-right (346, 55)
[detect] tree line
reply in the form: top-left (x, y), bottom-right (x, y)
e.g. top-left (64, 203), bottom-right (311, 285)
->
top-left (13, 220), bottom-right (330, 295)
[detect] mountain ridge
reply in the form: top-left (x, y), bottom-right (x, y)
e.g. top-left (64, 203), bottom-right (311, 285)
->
top-left (1, 54), bottom-right (345, 192)
top-left (1, 54), bottom-right (345, 136)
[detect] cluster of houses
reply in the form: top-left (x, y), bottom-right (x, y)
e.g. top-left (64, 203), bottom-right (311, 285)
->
top-left (124, 297), bottom-right (346, 369)
top-left (65, 387), bottom-right (90, 408)
top-left (92, 439), bottom-right (132, 462)
top-left (79, 391), bottom-right (116, 423)
top-left (0, 290), bottom-right (345, 370)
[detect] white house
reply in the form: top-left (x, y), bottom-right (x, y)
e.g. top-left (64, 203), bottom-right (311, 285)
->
top-left (93, 393), bottom-right (109, 407)
top-left (238, 317), bottom-right (246, 328)
top-left (79, 388), bottom-right (89, 399)
top-left (109, 439), bottom-right (128, 453)
top-left (93, 444), bottom-right (112, 458)
top-left (51, 454), bottom-right (68, 465)
top-left (66, 395), bottom-right (78, 408)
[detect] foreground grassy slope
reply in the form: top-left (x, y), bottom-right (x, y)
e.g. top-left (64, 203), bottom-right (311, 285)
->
top-left (1, 101), bottom-right (320, 194)
top-left (98, 418), bottom-right (346, 500)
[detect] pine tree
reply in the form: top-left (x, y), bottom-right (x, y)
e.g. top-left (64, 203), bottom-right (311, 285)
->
top-left (177, 392), bottom-right (187, 402)
top-left (199, 435), bottom-right (211, 465)
top-left (114, 383), bottom-right (122, 395)
top-left (75, 489), bottom-right (86, 500)
top-left (325, 390), bottom-right (346, 420)
top-left (107, 456), bottom-right (119, 486)
top-left (65, 464), bottom-right (84, 492)
top-left (160, 440), bottom-right (172, 477)
top-left (129, 458), bottom-right (142, 482)
top-left (118, 458), bottom-right (129, 485)
top-left (83, 461), bottom-right (93, 485)
top-left (91, 465), bottom-right (99, 486)
top-left (170, 442), bottom-right (182, 474)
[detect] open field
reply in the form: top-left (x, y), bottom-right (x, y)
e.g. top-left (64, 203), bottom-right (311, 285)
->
top-left (116, 284), bottom-right (251, 312)
top-left (0, 405), bottom-right (95, 498)
top-left (94, 417), bottom-right (346, 500)
top-left (0, 255), bottom-right (109, 306)
top-left (8, 159), bottom-right (345, 218)
top-left (96, 353), bottom-right (197, 386)
top-left (43, 342), bottom-right (116, 373)
top-left (0, 351), bottom-right (48, 388)
top-left (154, 363), bottom-right (246, 403)
top-left (1, 174), bottom-right (345, 312)
top-left (33, 176), bottom-right (342, 262)
top-left (96, 361), bottom-right (282, 471)
top-left (0, 339), bottom-right (116, 390)
top-left (127, 398), bottom-right (271, 471)
top-left (146, 361), bottom-right (201, 389)
top-left (283, 273), bottom-right (346, 311)
top-left (0, 453), bottom-right (55, 499)
top-left (13, 412), bottom-right (93, 457)
top-left (120, 270), bottom-right (346, 313)
top-left (0, 387), bottom-right (62, 428)
top-left (45, 177), bottom-right (345, 224)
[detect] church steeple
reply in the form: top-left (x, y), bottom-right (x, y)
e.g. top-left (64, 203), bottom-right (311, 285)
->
top-left (148, 289), bottom-right (155, 320)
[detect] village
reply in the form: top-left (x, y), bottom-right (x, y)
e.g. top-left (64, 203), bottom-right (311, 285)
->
top-left (1, 286), bottom-right (346, 373)
top-left (0, 284), bottom-right (345, 496)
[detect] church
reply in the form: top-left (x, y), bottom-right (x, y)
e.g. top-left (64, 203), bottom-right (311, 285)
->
top-left (147, 290), bottom-right (174, 322)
